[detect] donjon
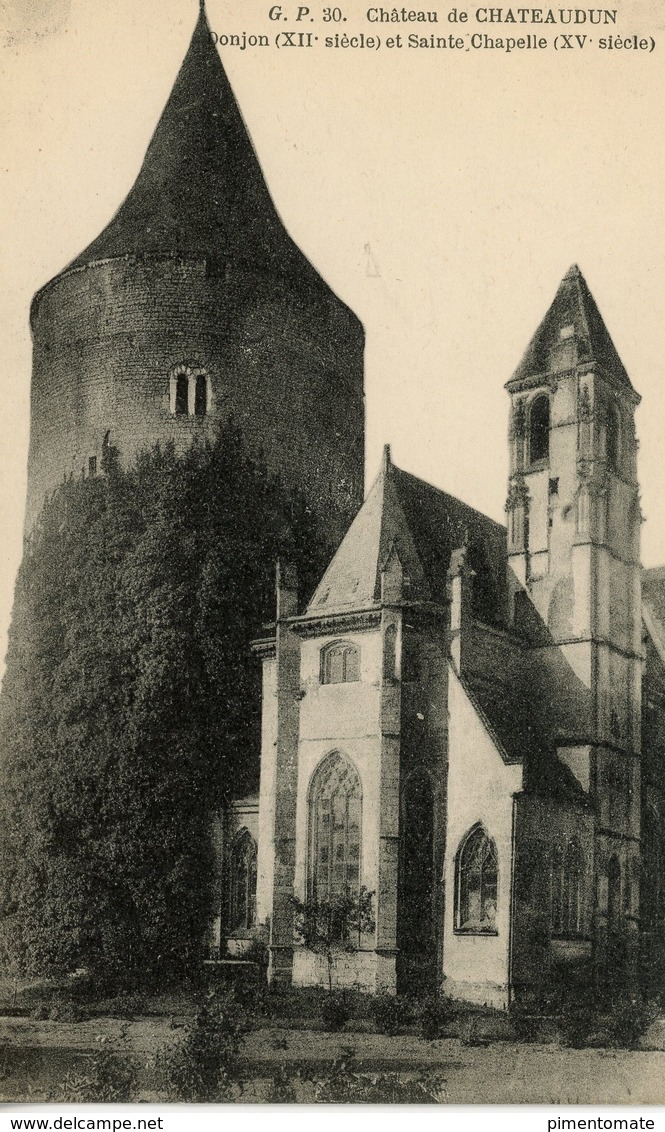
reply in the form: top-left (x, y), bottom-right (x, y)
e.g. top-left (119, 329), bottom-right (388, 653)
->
top-left (25, 2), bottom-right (364, 539)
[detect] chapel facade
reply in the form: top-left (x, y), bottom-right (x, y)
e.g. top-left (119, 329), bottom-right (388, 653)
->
top-left (218, 266), bottom-right (665, 1008)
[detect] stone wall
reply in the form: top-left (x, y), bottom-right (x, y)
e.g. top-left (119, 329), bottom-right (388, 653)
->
top-left (27, 254), bottom-right (365, 543)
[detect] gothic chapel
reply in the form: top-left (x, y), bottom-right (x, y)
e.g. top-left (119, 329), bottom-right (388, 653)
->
top-left (223, 264), bottom-right (665, 1007)
top-left (24, 3), bottom-right (665, 1007)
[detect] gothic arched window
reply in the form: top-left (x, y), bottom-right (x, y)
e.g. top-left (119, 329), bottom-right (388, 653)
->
top-left (175, 373), bottom-right (188, 416)
top-left (551, 840), bottom-right (583, 936)
top-left (456, 825), bottom-right (498, 933)
top-left (320, 641), bottom-right (360, 685)
top-left (308, 752), bottom-right (361, 901)
top-left (195, 374), bottom-right (208, 417)
top-left (229, 830), bottom-right (257, 933)
top-left (529, 394), bottom-right (550, 464)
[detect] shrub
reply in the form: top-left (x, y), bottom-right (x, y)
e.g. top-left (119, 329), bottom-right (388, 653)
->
top-left (418, 995), bottom-right (452, 1041)
top-left (603, 993), bottom-right (658, 1049)
top-left (267, 1064), bottom-right (300, 1103)
top-left (52, 1037), bottom-right (137, 1103)
top-left (291, 888), bottom-right (375, 994)
top-left (309, 1051), bottom-right (446, 1103)
top-left (320, 993), bottom-right (350, 1033)
top-left (155, 987), bottom-right (246, 1102)
top-left (509, 995), bottom-right (543, 1043)
top-left (371, 994), bottom-right (411, 1036)
top-left (557, 985), bottom-right (657, 1050)
top-left (48, 999), bottom-right (87, 1023)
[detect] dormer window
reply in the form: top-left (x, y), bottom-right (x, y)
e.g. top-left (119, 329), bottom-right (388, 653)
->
top-left (528, 394), bottom-right (550, 465)
top-left (321, 641), bottom-right (360, 685)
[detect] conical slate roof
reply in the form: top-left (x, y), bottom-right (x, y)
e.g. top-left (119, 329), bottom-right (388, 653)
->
top-left (307, 447), bottom-right (507, 622)
top-left (54, 5), bottom-right (312, 281)
top-left (509, 265), bottom-right (635, 393)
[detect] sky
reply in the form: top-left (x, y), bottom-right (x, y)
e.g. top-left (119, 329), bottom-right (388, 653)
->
top-left (1, 0), bottom-right (665, 667)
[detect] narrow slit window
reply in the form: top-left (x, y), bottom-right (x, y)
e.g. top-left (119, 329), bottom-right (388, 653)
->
top-left (195, 374), bottom-right (207, 417)
top-left (175, 374), bottom-right (189, 416)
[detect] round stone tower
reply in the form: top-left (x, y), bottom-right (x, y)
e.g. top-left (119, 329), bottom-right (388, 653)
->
top-left (26, 3), bottom-right (365, 544)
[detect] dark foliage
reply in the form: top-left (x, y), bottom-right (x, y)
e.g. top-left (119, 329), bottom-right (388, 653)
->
top-left (370, 993), bottom-right (411, 1036)
top-left (417, 994), bottom-right (453, 1040)
top-left (155, 986), bottom-right (246, 1102)
top-left (558, 987), bottom-right (657, 1050)
top-left (308, 1050), bottom-right (446, 1103)
top-left (0, 425), bottom-right (327, 987)
top-left (320, 993), bottom-right (351, 1033)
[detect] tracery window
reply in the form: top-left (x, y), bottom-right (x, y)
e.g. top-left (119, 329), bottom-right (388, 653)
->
top-left (551, 840), bottom-right (583, 937)
top-left (229, 830), bottom-right (257, 933)
top-left (529, 394), bottom-right (550, 464)
top-left (456, 825), bottom-right (498, 934)
top-left (308, 752), bottom-right (361, 901)
top-left (320, 641), bottom-right (360, 685)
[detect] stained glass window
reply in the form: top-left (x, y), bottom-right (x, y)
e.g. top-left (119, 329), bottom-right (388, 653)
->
top-left (229, 830), bottom-right (257, 932)
top-left (457, 826), bottom-right (498, 933)
top-left (309, 752), bottom-right (361, 901)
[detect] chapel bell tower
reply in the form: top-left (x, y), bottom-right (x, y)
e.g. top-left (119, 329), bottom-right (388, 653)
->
top-left (505, 265), bottom-right (643, 970)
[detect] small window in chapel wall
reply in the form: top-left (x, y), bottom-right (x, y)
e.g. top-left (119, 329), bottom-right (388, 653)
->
top-left (456, 826), bottom-right (498, 934)
top-left (229, 831), bottom-right (257, 933)
top-left (321, 641), bottom-right (360, 685)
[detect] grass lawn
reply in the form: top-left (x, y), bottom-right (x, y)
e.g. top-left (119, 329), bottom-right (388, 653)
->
top-left (1, 976), bottom-right (665, 1103)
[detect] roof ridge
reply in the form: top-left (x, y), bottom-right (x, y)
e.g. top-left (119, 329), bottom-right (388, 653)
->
top-left (390, 464), bottom-right (507, 535)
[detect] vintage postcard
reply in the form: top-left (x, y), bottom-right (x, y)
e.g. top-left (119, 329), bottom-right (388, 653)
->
top-left (1, 0), bottom-right (665, 1108)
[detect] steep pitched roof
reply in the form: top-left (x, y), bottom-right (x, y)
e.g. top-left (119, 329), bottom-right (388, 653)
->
top-left (642, 567), bottom-right (665, 667)
top-left (307, 448), bottom-right (507, 622)
top-left (48, 7), bottom-right (316, 283)
top-left (509, 264), bottom-right (636, 394)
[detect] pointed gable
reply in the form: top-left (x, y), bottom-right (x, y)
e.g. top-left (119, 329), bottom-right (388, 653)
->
top-left (307, 448), bottom-right (430, 613)
top-left (307, 447), bottom-right (507, 622)
top-left (54, 8), bottom-right (310, 280)
top-left (508, 264), bottom-right (635, 394)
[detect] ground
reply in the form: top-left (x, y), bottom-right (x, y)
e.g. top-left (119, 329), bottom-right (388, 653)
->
top-left (2, 981), bottom-right (665, 1103)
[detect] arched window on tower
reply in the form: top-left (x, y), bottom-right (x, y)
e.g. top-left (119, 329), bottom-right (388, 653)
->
top-left (308, 752), bottom-right (361, 901)
top-left (529, 394), bottom-right (550, 464)
top-left (320, 641), bottom-right (360, 685)
top-left (455, 825), bottom-right (498, 934)
top-left (229, 830), bottom-right (257, 933)
top-left (195, 373), bottom-right (208, 417)
top-left (606, 403), bottom-right (621, 473)
top-left (175, 373), bottom-right (188, 416)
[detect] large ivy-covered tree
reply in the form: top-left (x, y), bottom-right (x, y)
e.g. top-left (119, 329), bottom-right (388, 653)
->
top-left (0, 426), bottom-right (326, 987)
